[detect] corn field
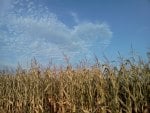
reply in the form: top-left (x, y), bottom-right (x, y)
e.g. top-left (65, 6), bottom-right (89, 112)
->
top-left (0, 56), bottom-right (150, 113)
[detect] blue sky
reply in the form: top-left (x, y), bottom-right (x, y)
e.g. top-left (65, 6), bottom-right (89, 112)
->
top-left (0, 0), bottom-right (150, 68)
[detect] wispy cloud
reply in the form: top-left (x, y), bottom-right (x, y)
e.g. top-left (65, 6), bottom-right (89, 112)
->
top-left (70, 12), bottom-right (79, 24)
top-left (0, 0), bottom-right (11, 17)
top-left (0, 0), bottom-right (112, 67)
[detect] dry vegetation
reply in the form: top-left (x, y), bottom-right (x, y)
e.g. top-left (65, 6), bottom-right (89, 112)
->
top-left (0, 55), bottom-right (150, 113)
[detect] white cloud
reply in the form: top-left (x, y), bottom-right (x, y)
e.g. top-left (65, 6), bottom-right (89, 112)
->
top-left (70, 12), bottom-right (79, 23)
top-left (0, 0), bottom-right (113, 67)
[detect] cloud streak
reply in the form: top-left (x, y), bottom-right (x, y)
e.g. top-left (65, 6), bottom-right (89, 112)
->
top-left (0, 0), bottom-right (112, 67)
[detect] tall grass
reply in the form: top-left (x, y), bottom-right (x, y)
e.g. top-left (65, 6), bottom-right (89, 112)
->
top-left (0, 55), bottom-right (150, 113)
